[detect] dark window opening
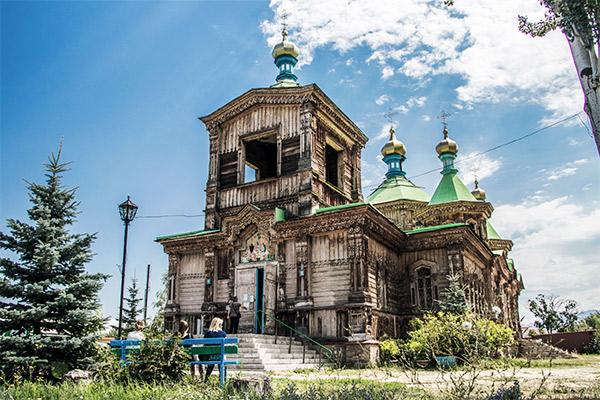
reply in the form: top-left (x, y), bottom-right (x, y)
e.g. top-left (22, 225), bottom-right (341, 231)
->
top-left (325, 143), bottom-right (340, 187)
top-left (281, 137), bottom-right (300, 175)
top-left (216, 248), bottom-right (229, 279)
top-left (245, 134), bottom-right (277, 182)
top-left (297, 263), bottom-right (307, 297)
top-left (417, 267), bottom-right (433, 310)
top-left (219, 152), bottom-right (238, 189)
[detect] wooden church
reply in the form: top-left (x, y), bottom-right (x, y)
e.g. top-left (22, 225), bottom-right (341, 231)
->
top-left (156, 29), bottom-right (523, 350)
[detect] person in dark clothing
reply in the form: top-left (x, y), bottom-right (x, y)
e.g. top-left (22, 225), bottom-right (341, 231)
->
top-left (226, 296), bottom-right (247, 334)
top-left (178, 320), bottom-right (199, 376)
top-left (178, 319), bottom-right (191, 339)
top-left (204, 317), bottom-right (226, 382)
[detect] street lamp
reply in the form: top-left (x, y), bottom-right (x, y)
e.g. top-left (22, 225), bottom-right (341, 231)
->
top-left (118, 196), bottom-right (138, 339)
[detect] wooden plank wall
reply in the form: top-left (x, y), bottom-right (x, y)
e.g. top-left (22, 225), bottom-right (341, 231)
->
top-left (219, 105), bottom-right (300, 152)
top-left (283, 240), bottom-right (297, 299)
top-left (219, 174), bottom-right (299, 210)
top-left (178, 253), bottom-right (205, 314)
top-left (310, 232), bottom-right (350, 308)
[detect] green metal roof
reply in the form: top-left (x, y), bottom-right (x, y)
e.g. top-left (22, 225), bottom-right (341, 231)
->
top-left (367, 176), bottom-right (430, 205)
top-left (156, 229), bottom-right (220, 241)
top-left (428, 173), bottom-right (478, 205)
top-left (486, 220), bottom-right (502, 240)
top-left (405, 223), bottom-right (467, 234)
top-left (315, 202), bottom-right (365, 214)
top-left (507, 258), bottom-right (514, 272)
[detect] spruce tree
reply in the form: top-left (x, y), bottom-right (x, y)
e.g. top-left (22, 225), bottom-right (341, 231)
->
top-left (437, 273), bottom-right (469, 315)
top-left (0, 145), bottom-right (109, 378)
top-left (123, 277), bottom-right (142, 331)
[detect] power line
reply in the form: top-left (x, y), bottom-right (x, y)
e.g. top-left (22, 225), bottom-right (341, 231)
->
top-left (136, 111), bottom-right (585, 217)
top-left (367, 111), bottom-right (585, 187)
top-left (136, 214), bottom-right (204, 219)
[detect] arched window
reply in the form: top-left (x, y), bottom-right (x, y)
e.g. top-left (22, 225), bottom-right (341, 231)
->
top-left (417, 267), bottom-right (433, 309)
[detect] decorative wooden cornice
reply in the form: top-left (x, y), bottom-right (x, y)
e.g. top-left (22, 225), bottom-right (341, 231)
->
top-left (405, 225), bottom-right (492, 262)
top-left (415, 201), bottom-right (494, 222)
top-left (273, 204), bottom-right (406, 249)
top-left (488, 238), bottom-right (514, 252)
top-left (199, 84), bottom-right (368, 146)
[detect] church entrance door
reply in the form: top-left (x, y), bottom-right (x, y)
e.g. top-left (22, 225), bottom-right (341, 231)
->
top-left (255, 266), bottom-right (265, 334)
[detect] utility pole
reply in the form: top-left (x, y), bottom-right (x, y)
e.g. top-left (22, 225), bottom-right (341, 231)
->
top-left (143, 263), bottom-right (151, 323)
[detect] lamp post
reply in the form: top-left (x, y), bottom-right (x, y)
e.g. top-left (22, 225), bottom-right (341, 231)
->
top-left (118, 196), bottom-right (138, 339)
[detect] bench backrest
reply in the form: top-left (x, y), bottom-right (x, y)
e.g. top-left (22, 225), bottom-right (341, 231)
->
top-left (110, 338), bottom-right (239, 361)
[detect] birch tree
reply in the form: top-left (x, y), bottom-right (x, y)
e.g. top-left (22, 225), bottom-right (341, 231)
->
top-left (518, 0), bottom-right (600, 156)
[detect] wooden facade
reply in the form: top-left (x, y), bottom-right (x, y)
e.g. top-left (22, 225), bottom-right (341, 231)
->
top-left (157, 83), bottom-right (523, 344)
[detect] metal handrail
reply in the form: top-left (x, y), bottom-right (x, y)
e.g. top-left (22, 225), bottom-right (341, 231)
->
top-left (255, 310), bottom-right (333, 365)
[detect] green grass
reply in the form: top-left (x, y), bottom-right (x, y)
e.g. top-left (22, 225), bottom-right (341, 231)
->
top-left (0, 380), bottom-right (225, 400)
top-left (2, 355), bottom-right (600, 400)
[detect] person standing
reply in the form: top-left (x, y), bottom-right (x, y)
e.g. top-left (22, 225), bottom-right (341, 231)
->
top-left (226, 296), bottom-right (247, 334)
top-left (203, 317), bottom-right (226, 382)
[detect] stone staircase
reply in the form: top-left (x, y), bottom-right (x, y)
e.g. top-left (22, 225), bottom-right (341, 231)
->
top-left (227, 333), bottom-right (327, 371)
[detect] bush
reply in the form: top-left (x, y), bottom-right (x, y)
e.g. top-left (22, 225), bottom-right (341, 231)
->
top-left (379, 339), bottom-right (402, 364)
top-left (112, 331), bottom-right (190, 383)
top-left (397, 312), bottom-right (514, 364)
top-left (583, 331), bottom-right (600, 354)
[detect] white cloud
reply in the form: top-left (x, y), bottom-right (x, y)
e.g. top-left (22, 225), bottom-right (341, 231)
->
top-left (262, 0), bottom-right (581, 122)
top-left (381, 65), bottom-right (395, 79)
top-left (395, 105), bottom-right (409, 114)
top-left (491, 196), bottom-right (600, 311)
top-left (375, 94), bottom-right (390, 105)
top-left (544, 159), bottom-right (586, 181)
top-left (456, 152), bottom-right (502, 184)
top-left (422, 114), bottom-right (431, 121)
top-left (407, 96), bottom-right (427, 108)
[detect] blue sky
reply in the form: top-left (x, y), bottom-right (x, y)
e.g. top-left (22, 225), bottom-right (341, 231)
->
top-left (2, 0), bottom-right (599, 324)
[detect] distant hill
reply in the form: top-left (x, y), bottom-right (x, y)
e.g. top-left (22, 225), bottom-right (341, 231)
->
top-left (578, 310), bottom-right (599, 318)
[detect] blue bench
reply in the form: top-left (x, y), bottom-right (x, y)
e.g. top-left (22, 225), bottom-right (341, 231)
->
top-left (110, 337), bottom-right (240, 388)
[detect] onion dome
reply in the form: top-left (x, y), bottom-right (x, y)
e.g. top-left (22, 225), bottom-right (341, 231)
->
top-left (271, 29), bottom-right (299, 59)
top-left (435, 128), bottom-right (458, 155)
top-left (471, 179), bottom-right (486, 201)
top-left (270, 29), bottom-right (300, 87)
top-left (381, 127), bottom-right (406, 157)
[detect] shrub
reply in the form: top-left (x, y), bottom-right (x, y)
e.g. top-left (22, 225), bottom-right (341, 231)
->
top-left (112, 331), bottom-right (190, 383)
top-left (583, 331), bottom-right (600, 354)
top-left (400, 312), bottom-right (514, 364)
top-left (379, 339), bottom-right (402, 364)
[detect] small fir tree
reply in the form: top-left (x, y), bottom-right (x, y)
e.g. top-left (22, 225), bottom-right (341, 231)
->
top-left (123, 277), bottom-right (143, 331)
top-left (0, 145), bottom-right (109, 379)
top-left (437, 273), bottom-right (469, 315)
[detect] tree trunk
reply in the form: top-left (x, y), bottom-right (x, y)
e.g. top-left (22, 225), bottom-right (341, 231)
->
top-left (567, 33), bottom-right (600, 157)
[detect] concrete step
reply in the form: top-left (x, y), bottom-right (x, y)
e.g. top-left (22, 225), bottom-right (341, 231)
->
top-left (227, 334), bottom-right (329, 371)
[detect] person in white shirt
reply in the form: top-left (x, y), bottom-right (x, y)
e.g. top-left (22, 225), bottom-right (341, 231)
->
top-left (126, 319), bottom-right (145, 340)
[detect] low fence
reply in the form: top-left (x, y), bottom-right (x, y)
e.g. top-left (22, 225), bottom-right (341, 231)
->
top-left (530, 330), bottom-right (597, 353)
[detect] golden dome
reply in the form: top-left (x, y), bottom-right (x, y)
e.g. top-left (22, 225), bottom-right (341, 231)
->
top-left (272, 29), bottom-right (299, 59)
top-left (435, 128), bottom-right (458, 155)
top-left (381, 127), bottom-right (406, 157)
top-left (471, 179), bottom-right (486, 201)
